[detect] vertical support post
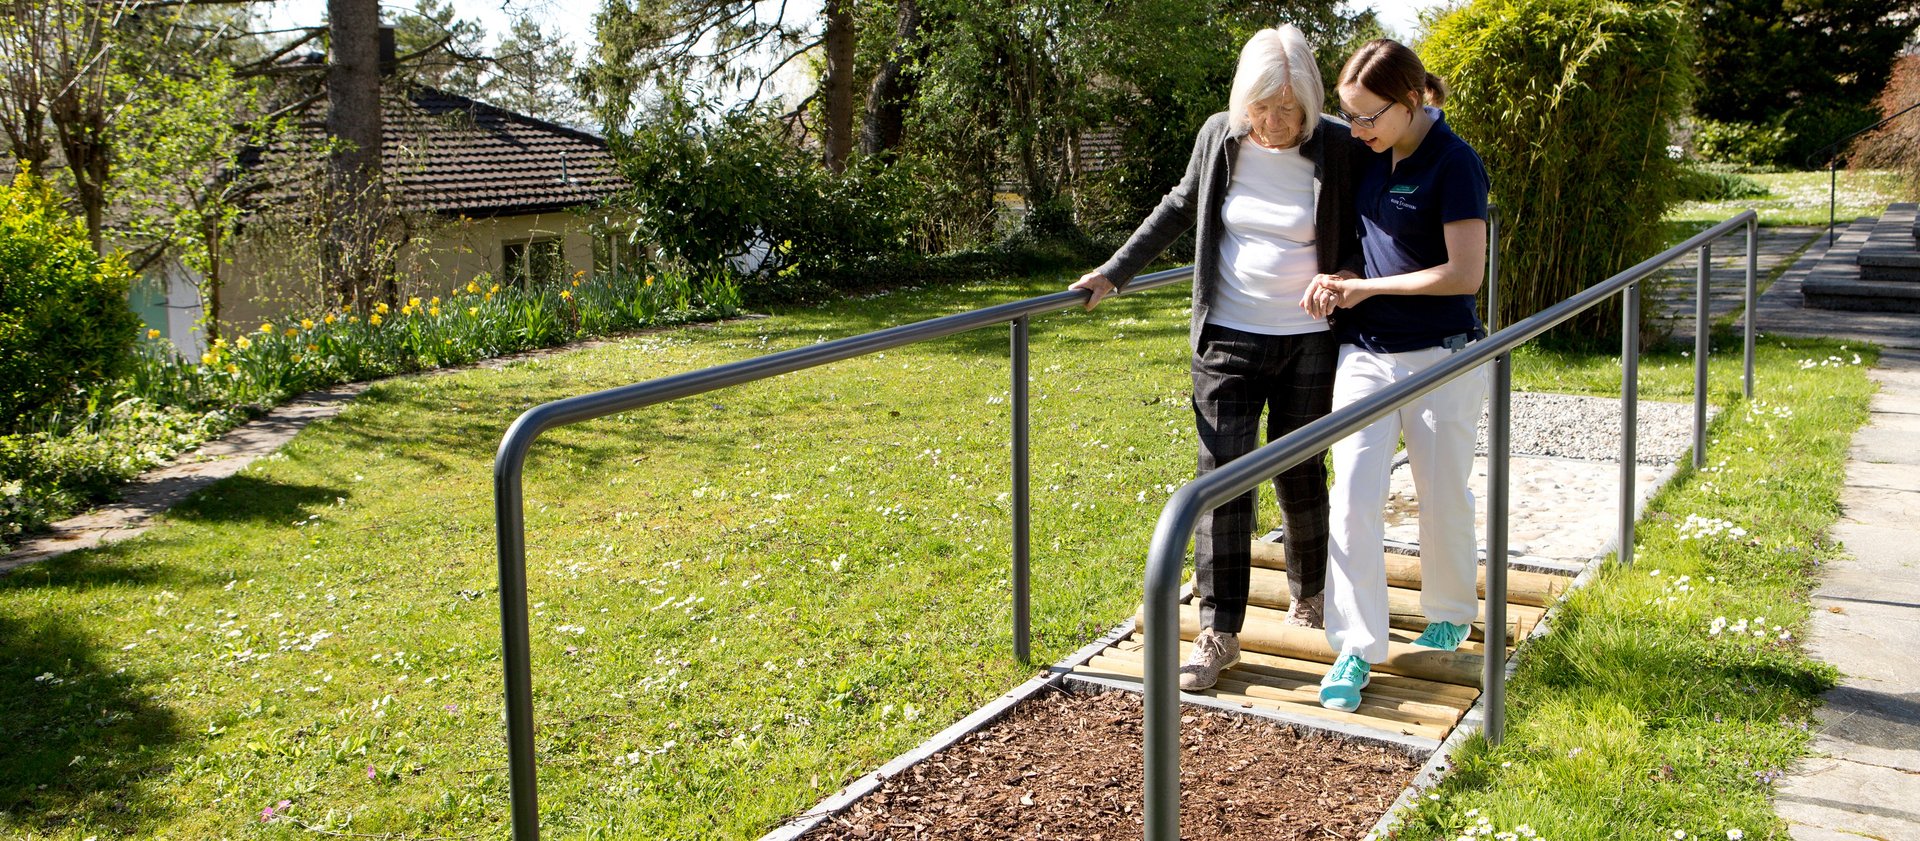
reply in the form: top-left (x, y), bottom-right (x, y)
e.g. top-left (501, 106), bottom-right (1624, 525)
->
top-left (1142, 503), bottom-right (1198, 841)
top-left (1744, 217), bottom-right (1757, 399)
top-left (1011, 316), bottom-right (1031, 664)
top-left (1485, 351), bottom-right (1511, 744)
top-left (1486, 206), bottom-right (1501, 331)
top-left (1620, 283), bottom-right (1640, 568)
top-left (495, 445), bottom-right (540, 841)
top-left (1694, 244), bottom-right (1711, 470)
top-left (1828, 163), bottom-right (1838, 246)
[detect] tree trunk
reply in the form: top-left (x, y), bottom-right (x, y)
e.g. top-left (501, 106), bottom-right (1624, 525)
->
top-left (821, 0), bottom-right (855, 173)
top-left (859, 0), bottom-right (921, 160)
top-left (326, 0), bottom-right (383, 310)
top-left (204, 219), bottom-right (223, 347)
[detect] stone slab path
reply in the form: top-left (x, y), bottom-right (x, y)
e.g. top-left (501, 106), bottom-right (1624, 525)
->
top-left (1772, 346), bottom-right (1920, 841)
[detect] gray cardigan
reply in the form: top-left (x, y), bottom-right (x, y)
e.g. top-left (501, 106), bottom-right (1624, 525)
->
top-left (1094, 112), bottom-right (1366, 349)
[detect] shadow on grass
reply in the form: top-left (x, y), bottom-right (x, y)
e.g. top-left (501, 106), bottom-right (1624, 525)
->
top-left (162, 473), bottom-right (350, 527)
top-left (0, 565), bottom-right (191, 834)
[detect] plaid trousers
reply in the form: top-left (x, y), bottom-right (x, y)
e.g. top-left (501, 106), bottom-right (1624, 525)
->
top-left (1190, 323), bottom-right (1336, 634)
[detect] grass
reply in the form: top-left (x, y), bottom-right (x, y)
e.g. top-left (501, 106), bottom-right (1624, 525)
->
top-left (0, 271), bottom-right (1203, 840)
top-left (0, 260), bottom-right (1879, 838)
top-left (1390, 330), bottom-right (1878, 841)
top-left (1667, 168), bottom-right (1912, 228)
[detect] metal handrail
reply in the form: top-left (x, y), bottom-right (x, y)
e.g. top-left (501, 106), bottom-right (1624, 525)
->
top-left (492, 265), bottom-right (1194, 839)
top-left (1136, 209), bottom-right (1759, 840)
top-left (1810, 100), bottom-right (1920, 245)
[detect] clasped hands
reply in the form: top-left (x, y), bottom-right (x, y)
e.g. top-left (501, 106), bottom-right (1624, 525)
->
top-left (1300, 272), bottom-right (1365, 319)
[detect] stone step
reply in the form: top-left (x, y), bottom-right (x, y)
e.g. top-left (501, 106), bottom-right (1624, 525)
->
top-left (1802, 277), bottom-right (1920, 312)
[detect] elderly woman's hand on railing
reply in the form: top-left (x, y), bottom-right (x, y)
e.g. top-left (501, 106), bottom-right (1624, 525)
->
top-left (1068, 272), bottom-right (1117, 311)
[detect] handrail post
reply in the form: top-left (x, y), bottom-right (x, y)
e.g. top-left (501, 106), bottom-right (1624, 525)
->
top-left (1142, 501), bottom-right (1198, 841)
top-left (1694, 244), bottom-right (1711, 470)
top-left (1011, 316), bottom-right (1031, 664)
top-left (495, 434), bottom-right (541, 841)
top-left (1744, 217), bottom-right (1757, 399)
top-left (1621, 282), bottom-right (1640, 568)
top-left (1485, 351), bottom-right (1511, 744)
top-left (1828, 162), bottom-right (1837, 247)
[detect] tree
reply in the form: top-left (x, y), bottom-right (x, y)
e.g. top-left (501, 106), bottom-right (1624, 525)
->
top-left (324, 0), bottom-right (385, 308)
top-left (483, 16), bottom-right (585, 125)
top-left (1691, 0), bottom-right (1918, 165)
top-left (1424, 0), bottom-right (1696, 343)
top-left (391, 0), bottom-right (488, 94)
top-left (0, 0), bottom-right (134, 249)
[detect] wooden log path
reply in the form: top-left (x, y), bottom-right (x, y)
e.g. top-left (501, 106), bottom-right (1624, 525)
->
top-left (1065, 539), bottom-right (1572, 748)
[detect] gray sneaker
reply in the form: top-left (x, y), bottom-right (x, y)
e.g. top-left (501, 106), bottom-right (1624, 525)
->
top-left (1178, 628), bottom-right (1240, 691)
top-left (1283, 592), bottom-right (1325, 629)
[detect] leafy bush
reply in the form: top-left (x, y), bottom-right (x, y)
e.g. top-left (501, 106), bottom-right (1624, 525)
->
top-left (1693, 117), bottom-right (1792, 167)
top-left (1849, 55), bottom-right (1920, 197)
top-left (1424, 0), bottom-right (1695, 345)
top-left (0, 175), bottom-right (142, 428)
top-left (610, 97), bottom-right (914, 302)
top-left (1676, 164), bottom-right (1769, 201)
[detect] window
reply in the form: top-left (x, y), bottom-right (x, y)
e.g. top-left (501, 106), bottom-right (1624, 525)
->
top-left (503, 238), bottom-right (567, 287)
top-left (593, 230), bottom-right (645, 279)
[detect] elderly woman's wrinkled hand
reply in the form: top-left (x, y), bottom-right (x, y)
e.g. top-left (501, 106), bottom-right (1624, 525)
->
top-left (1069, 272), bottom-right (1117, 312)
top-left (1301, 274), bottom-right (1346, 319)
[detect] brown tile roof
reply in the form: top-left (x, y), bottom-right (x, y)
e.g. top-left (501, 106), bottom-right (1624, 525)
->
top-left (253, 84), bottom-right (628, 218)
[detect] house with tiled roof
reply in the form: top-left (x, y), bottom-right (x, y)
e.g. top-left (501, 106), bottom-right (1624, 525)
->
top-left (138, 75), bottom-right (633, 355)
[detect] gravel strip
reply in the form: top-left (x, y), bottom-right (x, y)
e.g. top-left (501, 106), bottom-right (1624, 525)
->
top-left (1475, 392), bottom-right (1709, 465)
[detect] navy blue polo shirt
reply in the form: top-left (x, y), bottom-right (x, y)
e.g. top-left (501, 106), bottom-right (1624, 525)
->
top-left (1335, 108), bottom-right (1490, 353)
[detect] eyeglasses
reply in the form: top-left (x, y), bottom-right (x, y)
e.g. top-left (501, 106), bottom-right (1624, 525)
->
top-left (1340, 100), bottom-right (1397, 129)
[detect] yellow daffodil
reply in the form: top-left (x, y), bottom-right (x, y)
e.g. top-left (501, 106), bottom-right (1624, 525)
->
top-left (349, 315), bottom-right (360, 324)
top-left (258, 322), bottom-right (273, 334)
top-left (225, 363), bottom-right (238, 374)
top-left (146, 328), bottom-right (161, 339)
top-left (325, 313), bottom-right (338, 325)
top-left (285, 327), bottom-right (298, 337)
top-left (369, 313), bottom-right (383, 326)
top-left (428, 306), bottom-right (440, 317)
top-left (409, 296), bottom-right (421, 308)
top-left (306, 344), bottom-right (318, 352)
top-left (484, 292), bottom-right (494, 301)
top-left (401, 305), bottom-right (415, 317)
top-left (560, 289), bottom-right (573, 300)
top-left (201, 352), bottom-right (217, 365)
top-left (375, 302), bottom-right (390, 315)
top-left (214, 337), bottom-right (228, 348)
top-left (571, 278), bottom-right (581, 287)
top-left (235, 336), bottom-right (252, 350)
top-left (467, 307), bottom-right (479, 316)
top-left (644, 275), bottom-right (654, 287)
top-left (467, 281), bottom-right (480, 294)
top-left (429, 296), bottom-right (440, 306)
top-left (489, 283), bottom-right (500, 294)
top-left (292, 354), bottom-right (303, 364)
top-left (301, 318), bottom-right (315, 331)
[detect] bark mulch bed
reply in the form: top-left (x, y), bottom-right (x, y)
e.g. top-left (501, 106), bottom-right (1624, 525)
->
top-left (802, 687), bottom-right (1425, 840)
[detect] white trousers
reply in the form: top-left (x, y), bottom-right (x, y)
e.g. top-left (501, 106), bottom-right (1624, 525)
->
top-left (1324, 343), bottom-right (1487, 663)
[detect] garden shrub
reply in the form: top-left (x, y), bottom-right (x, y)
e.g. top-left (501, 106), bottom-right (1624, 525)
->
top-left (0, 175), bottom-right (142, 428)
top-left (1849, 55), bottom-right (1920, 197)
top-left (1676, 163), bottom-right (1768, 201)
top-left (611, 97), bottom-right (915, 303)
top-left (1424, 0), bottom-right (1695, 346)
top-left (1693, 116), bottom-right (1792, 168)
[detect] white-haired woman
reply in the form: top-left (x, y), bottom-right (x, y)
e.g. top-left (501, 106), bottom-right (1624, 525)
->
top-left (1070, 24), bottom-right (1365, 692)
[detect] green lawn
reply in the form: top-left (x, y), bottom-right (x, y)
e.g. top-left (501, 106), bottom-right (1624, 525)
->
top-left (0, 268), bottom-right (1876, 839)
top-left (1398, 331), bottom-right (1877, 840)
top-left (1668, 168), bottom-right (1912, 228)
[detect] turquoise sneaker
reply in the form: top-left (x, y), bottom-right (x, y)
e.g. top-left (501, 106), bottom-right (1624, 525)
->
top-left (1318, 654), bottom-right (1371, 711)
top-left (1412, 620), bottom-right (1471, 651)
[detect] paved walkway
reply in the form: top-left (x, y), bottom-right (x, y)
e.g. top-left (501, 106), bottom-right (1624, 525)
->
top-left (1651, 225), bottom-right (1824, 342)
top-left (1757, 234), bottom-right (1920, 840)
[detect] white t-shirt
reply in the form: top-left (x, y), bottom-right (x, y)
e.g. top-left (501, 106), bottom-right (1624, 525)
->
top-left (1209, 141), bottom-right (1325, 336)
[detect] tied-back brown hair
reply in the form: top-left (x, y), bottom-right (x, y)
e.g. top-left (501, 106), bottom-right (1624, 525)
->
top-left (1339, 38), bottom-right (1448, 110)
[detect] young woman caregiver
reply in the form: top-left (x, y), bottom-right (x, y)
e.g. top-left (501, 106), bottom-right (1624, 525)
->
top-left (1302, 38), bottom-right (1491, 712)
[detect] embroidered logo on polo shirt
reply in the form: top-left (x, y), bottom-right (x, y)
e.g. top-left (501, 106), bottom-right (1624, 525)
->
top-left (1389, 184), bottom-right (1419, 194)
top-left (1390, 195), bottom-right (1418, 211)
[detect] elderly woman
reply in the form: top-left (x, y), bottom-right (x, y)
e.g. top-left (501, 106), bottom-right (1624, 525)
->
top-left (1071, 23), bottom-right (1364, 692)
